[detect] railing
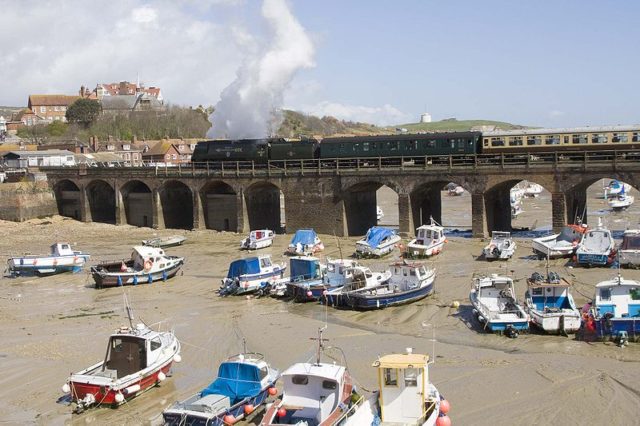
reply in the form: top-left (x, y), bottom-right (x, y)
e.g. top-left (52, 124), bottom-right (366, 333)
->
top-left (38, 149), bottom-right (640, 178)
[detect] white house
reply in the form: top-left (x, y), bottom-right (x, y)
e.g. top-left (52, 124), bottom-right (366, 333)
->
top-left (2, 150), bottom-right (76, 168)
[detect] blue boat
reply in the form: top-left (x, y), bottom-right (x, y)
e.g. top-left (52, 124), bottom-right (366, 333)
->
top-left (592, 274), bottom-right (640, 343)
top-left (220, 255), bottom-right (286, 296)
top-left (576, 218), bottom-right (615, 267)
top-left (354, 226), bottom-right (401, 258)
top-left (469, 274), bottom-right (529, 336)
top-left (332, 261), bottom-right (434, 310)
top-left (163, 352), bottom-right (279, 426)
top-left (286, 258), bottom-right (359, 302)
top-left (286, 229), bottom-right (324, 256)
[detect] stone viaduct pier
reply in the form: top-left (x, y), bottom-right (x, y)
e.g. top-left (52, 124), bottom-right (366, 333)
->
top-left (41, 151), bottom-right (640, 237)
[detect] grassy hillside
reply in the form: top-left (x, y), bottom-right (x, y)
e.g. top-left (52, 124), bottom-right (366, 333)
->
top-left (391, 118), bottom-right (527, 132)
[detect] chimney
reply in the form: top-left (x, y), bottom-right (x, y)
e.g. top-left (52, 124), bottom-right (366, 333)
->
top-left (80, 85), bottom-right (85, 97)
top-left (91, 136), bottom-right (99, 152)
top-left (131, 135), bottom-right (137, 144)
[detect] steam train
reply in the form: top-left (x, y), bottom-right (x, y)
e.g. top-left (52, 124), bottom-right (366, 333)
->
top-left (191, 125), bottom-right (640, 163)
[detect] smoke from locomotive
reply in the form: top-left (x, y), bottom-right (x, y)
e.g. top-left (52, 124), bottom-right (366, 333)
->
top-left (207, 0), bottom-right (315, 140)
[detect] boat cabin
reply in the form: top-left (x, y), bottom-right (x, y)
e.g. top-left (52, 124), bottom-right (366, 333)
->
top-left (414, 224), bottom-right (444, 246)
top-left (325, 259), bottom-right (359, 285)
top-left (527, 274), bottom-right (575, 312)
top-left (289, 257), bottom-right (322, 282)
top-left (250, 230), bottom-right (274, 241)
top-left (373, 350), bottom-right (432, 424)
top-left (595, 276), bottom-right (640, 318)
top-left (51, 242), bottom-right (76, 256)
top-left (389, 262), bottom-right (432, 289)
top-left (276, 363), bottom-right (345, 425)
top-left (227, 256), bottom-right (273, 279)
top-left (102, 325), bottom-right (161, 379)
top-left (130, 246), bottom-right (166, 269)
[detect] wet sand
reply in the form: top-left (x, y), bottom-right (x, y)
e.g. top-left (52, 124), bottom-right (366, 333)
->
top-left (1, 181), bottom-right (640, 425)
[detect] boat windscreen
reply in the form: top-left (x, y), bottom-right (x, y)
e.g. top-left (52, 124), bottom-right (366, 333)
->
top-left (621, 236), bottom-right (640, 250)
top-left (227, 258), bottom-right (261, 278)
top-left (558, 227), bottom-right (582, 243)
top-left (201, 362), bottom-right (262, 402)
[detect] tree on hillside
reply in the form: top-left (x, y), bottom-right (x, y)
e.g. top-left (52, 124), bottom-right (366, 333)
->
top-left (66, 99), bottom-right (101, 128)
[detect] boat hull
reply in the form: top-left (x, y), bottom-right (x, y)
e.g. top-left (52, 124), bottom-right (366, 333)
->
top-left (7, 254), bottom-right (89, 276)
top-left (405, 241), bottom-right (445, 258)
top-left (355, 237), bottom-right (401, 258)
top-left (529, 311), bottom-right (581, 334)
top-left (470, 294), bottom-right (529, 333)
top-left (91, 261), bottom-right (183, 288)
top-left (576, 252), bottom-right (612, 266)
top-left (332, 279), bottom-right (435, 310)
top-left (619, 250), bottom-right (640, 267)
top-left (287, 280), bottom-right (332, 302)
top-left (241, 239), bottom-right (273, 250)
top-left (594, 317), bottom-right (640, 341)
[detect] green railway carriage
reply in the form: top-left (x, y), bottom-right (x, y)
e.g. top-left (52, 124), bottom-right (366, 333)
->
top-left (319, 132), bottom-right (481, 158)
top-left (269, 138), bottom-right (319, 160)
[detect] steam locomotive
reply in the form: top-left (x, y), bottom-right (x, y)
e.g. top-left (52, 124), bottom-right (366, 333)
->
top-left (191, 126), bottom-right (640, 163)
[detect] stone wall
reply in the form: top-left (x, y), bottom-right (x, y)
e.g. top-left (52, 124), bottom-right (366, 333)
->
top-left (0, 181), bottom-right (58, 221)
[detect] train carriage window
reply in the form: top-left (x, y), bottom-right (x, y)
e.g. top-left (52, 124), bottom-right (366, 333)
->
top-left (572, 134), bottom-right (588, 144)
top-left (527, 135), bottom-right (542, 145)
top-left (633, 133), bottom-right (640, 142)
top-left (544, 135), bottom-right (560, 145)
top-left (483, 138), bottom-right (489, 147)
top-left (508, 136), bottom-right (523, 146)
top-left (363, 142), bottom-right (370, 152)
top-left (592, 134), bottom-right (607, 144)
top-left (563, 136), bottom-right (569, 144)
top-left (457, 140), bottom-right (465, 149)
top-left (353, 143), bottom-right (359, 152)
top-left (428, 140), bottom-right (436, 148)
top-left (490, 137), bottom-right (505, 147)
top-left (612, 133), bottom-right (628, 143)
top-left (449, 139), bottom-right (455, 149)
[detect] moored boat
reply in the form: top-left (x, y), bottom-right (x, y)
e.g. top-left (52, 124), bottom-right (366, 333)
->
top-left (335, 261), bottom-right (436, 310)
top-left (448, 184), bottom-right (464, 196)
top-left (607, 190), bottom-right (634, 211)
top-left (322, 264), bottom-right (392, 307)
top-left (142, 235), bottom-right (186, 248)
top-left (287, 258), bottom-right (358, 302)
top-left (62, 299), bottom-right (181, 413)
top-left (604, 179), bottom-right (631, 198)
top-left (575, 218), bottom-right (616, 266)
top-left (91, 246), bottom-right (184, 288)
top-left (287, 229), bottom-right (324, 256)
top-left (220, 255), bottom-right (286, 296)
top-left (523, 181), bottom-right (543, 197)
top-left (470, 273), bottom-right (529, 336)
top-left (531, 224), bottom-right (587, 259)
top-left (591, 273), bottom-right (640, 343)
top-left (377, 205), bottom-right (384, 221)
top-left (6, 242), bottom-right (90, 277)
top-left (265, 256), bottom-right (325, 298)
top-left (619, 229), bottom-right (640, 267)
top-left (482, 231), bottom-right (516, 260)
top-left (524, 271), bottom-right (581, 334)
top-left (405, 217), bottom-right (446, 258)
top-left (354, 226), bottom-right (401, 258)
top-left (240, 229), bottom-right (275, 250)
top-left (163, 350), bottom-right (279, 425)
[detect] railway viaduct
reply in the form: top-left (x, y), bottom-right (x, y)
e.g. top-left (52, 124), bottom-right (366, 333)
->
top-left (40, 152), bottom-right (640, 238)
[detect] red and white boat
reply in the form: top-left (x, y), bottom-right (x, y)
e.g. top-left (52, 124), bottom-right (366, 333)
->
top-left (61, 300), bottom-right (181, 413)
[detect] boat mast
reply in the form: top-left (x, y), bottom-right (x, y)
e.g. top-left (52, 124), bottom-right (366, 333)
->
top-left (124, 293), bottom-right (134, 329)
top-left (310, 325), bottom-right (328, 365)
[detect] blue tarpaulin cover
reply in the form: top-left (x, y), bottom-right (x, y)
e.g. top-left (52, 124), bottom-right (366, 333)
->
top-left (290, 229), bottom-right (317, 246)
top-left (201, 362), bottom-right (262, 402)
top-left (227, 258), bottom-right (261, 278)
top-left (290, 257), bottom-right (320, 281)
top-left (364, 227), bottom-right (396, 248)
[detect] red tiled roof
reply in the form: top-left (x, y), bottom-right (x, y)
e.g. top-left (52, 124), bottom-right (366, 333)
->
top-left (28, 95), bottom-right (79, 107)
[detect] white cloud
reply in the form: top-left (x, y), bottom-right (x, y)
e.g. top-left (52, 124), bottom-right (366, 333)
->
top-left (301, 101), bottom-right (412, 126)
top-left (549, 110), bottom-right (565, 118)
top-left (0, 0), bottom-right (247, 107)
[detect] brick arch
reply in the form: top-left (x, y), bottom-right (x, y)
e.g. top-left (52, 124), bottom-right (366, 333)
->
top-left (158, 179), bottom-right (193, 229)
top-left (120, 179), bottom-right (153, 227)
top-left (245, 180), bottom-right (285, 233)
top-left (53, 179), bottom-right (81, 219)
top-left (86, 179), bottom-right (115, 224)
top-left (199, 180), bottom-right (238, 231)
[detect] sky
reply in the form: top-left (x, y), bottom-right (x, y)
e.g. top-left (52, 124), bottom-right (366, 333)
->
top-left (1, 0), bottom-right (639, 128)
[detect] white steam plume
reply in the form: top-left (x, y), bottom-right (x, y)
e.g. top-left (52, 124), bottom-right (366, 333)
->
top-left (207, 0), bottom-right (314, 139)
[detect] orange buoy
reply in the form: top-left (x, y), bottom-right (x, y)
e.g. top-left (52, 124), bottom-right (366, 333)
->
top-left (440, 399), bottom-right (451, 414)
top-left (436, 415), bottom-right (452, 426)
top-left (223, 414), bottom-right (236, 424)
top-left (244, 404), bottom-right (254, 415)
top-left (277, 407), bottom-right (287, 418)
top-left (268, 387), bottom-right (278, 396)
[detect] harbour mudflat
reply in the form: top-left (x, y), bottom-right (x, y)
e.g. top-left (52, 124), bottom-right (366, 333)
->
top-left (1, 188), bottom-right (640, 425)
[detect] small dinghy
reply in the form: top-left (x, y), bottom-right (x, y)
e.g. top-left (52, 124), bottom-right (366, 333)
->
top-left (240, 229), bottom-right (275, 250)
top-left (6, 243), bottom-right (90, 277)
top-left (470, 273), bottom-right (529, 336)
top-left (163, 349), bottom-right (279, 426)
top-left (287, 229), bottom-right (324, 256)
top-left (576, 218), bottom-right (616, 266)
top-left (482, 231), bottom-right (516, 260)
top-left (591, 273), bottom-right (640, 343)
top-left (142, 235), bottom-right (186, 248)
top-left (287, 258), bottom-right (359, 302)
top-left (354, 226), bottom-right (401, 258)
top-left (91, 246), bottom-right (184, 288)
top-left (405, 217), bottom-right (446, 258)
top-left (619, 229), bottom-right (640, 268)
top-left (524, 271), bottom-right (581, 334)
top-left (260, 328), bottom-right (364, 426)
top-left (607, 189), bottom-right (634, 211)
top-left (62, 297), bottom-right (181, 413)
top-left (220, 255), bottom-right (286, 296)
top-left (335, 261), bottom-right (435, 310)
top-left (323, 264), bottom-right (392, 308)
top-left (531, 224), bottom-right (587, 259)
top-left (367, 348), bottom-right (451, 426)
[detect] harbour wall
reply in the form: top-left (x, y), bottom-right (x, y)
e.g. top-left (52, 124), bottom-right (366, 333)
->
top-left (0, 181), bottom-right (58, 222)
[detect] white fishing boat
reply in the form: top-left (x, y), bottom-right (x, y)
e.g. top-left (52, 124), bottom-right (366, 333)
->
top-left (524, 271), bottom-right (581, 334)
top-left (323, 264), bottom-right (392, 307)
top-left (376, 205), bottom-right (384, 221)
top-left (591, 273), bottom-right (640, 343)
top-left (448, 184), bottom-right (464, 196)
top-left (287, 258), bottom-right (368, 303)
top-left (619, 229), bottom-right (640, 267)
top-left (607, 189), bottom-right (634, 211)
top-left (604, 179), bottom-right (631, 198)
top-left (62, 297), bottom-right (181, 413)
top-left (220, 255), bottom-right (286, 296)
top-left (354, 226), bottom-right (401, 258)
top-left (260, 328), bottom-right (367, 426)
top-left (511, 198), bottom-right (523, 218)
top-left (368, 348), bottom-right (451, 426)
top-left (470, 273), bottom-right (529, 336)
top-left (523, 182), bottom-right (543, 197)
top-left (6, 243), bottom-right (90, 277)
top-left (531, 224), bottom-right (587, 258)
top-left (163, 349), bottom-right (279, 426)
top-left (482, 231), bottom-right (516, 260)
top-left (287, 229), bottom-right (324, 256)
top-left (405, 217), bottom-right (446, 258)
top-left (576, 218), bottom-right (616, 267)
top-left (142, 235), bottom-right (186, 248)
top-left (240, 229), bottom-right (275, 250)
top-left (90, 246), bottom-right (184, 288)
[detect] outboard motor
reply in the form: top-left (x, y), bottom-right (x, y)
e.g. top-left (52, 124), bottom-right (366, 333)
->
top-left (531, 272), bottom-right (544, 282)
